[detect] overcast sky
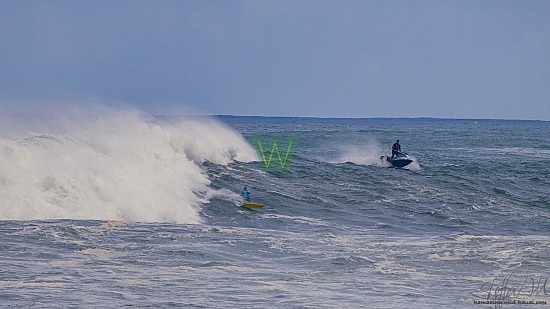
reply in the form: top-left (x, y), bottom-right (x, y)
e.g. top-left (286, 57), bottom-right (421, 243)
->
top-left (1, 1), bottom-right (549, 120)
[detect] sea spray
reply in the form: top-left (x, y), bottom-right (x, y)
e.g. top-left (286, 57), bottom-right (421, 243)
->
top-left (0, 107), bottom-right (257, 223)
top-left (333, 141), bottom-right (420, 169)
top-left (334, 140), bottom-right (389, 167)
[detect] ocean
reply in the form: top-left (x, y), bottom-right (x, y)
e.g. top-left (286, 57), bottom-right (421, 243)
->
top-left (0, 110), bottom-right (549, 308)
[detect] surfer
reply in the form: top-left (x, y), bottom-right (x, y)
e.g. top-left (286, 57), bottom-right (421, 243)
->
top-left (240, 187), bottom-right (250, 202)
top-left (391, 140), bottom-right (401, 159)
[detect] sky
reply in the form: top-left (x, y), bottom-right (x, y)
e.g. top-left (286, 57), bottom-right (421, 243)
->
top-left (1, 0), bottom-right (549, 120)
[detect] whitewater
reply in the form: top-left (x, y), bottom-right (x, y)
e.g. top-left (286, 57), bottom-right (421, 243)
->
top-left (1, 110), bottom-right (549, 308)
top-left (0, 108), bottom-right (256, 223)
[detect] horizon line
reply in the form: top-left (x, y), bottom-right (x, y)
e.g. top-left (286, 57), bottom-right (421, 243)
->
top-left (206, 114), bottom-right (550, 123)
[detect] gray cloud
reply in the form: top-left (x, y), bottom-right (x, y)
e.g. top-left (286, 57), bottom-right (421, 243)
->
top-left (1, 1), bottom-right (549, 120)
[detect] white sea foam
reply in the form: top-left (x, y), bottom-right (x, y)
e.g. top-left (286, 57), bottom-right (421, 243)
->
top-left (333, 141), bottom-right (420, 169)
top-left (333, 140), bottom-right (389, 167)
top-left (404, 156), bottom-right (421, 171)
top-left (0, 105), bottom-right (257, 223)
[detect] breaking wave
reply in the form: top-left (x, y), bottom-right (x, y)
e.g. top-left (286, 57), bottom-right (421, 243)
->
top-left (0, 106), bottom-right (257, 223)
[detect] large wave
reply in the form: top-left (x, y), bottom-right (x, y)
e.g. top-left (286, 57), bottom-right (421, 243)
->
top-left (0, 107), bottom-right (257, 223)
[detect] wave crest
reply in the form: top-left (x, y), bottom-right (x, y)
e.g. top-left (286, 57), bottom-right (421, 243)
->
top-left (0, 107), bottom-right (256, 223)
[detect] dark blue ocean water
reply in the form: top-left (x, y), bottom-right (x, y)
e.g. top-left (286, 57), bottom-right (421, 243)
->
top-left (1, 115), bottom-right (549, 308)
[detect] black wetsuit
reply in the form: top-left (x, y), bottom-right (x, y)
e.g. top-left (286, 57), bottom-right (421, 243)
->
top-left (392, 143), bottom-right (401, 158)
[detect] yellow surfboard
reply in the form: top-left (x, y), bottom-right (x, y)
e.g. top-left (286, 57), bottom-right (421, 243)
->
top-left (241, 202), bottom-right (264, 209)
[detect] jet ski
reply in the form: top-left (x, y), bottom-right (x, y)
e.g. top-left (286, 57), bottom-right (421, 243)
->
top-left (380, 152), bottom-right (413, 168)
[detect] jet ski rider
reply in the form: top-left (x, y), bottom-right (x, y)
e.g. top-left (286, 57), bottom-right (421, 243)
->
top-left (391, 140), bottom-right (401, 159)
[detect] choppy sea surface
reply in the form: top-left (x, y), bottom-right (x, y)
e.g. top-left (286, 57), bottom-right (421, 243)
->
top-left (1, 112), bottom-right (549, 308)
